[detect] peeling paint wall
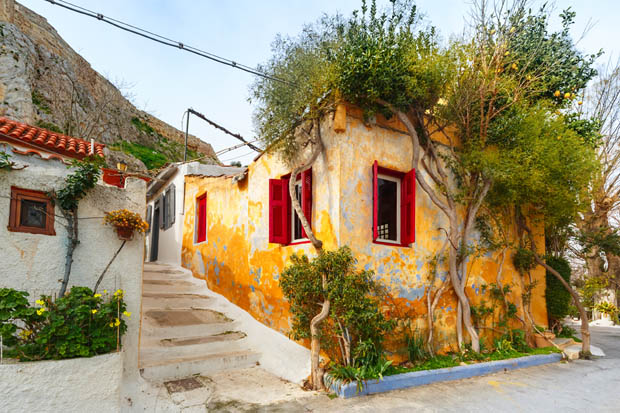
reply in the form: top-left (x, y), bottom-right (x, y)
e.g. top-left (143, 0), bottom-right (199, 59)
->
top-left (181, 107), bottom-right (548, 355)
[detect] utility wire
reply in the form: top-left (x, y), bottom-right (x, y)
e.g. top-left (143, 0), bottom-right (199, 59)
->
top-left (44, 0), bottom-right (293, 86)
top-left (187, 108), bottom-right (261, 152)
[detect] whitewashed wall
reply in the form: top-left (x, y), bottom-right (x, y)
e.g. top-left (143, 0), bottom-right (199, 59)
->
top-left (0, 353), bottom-right (122, 413)
top-left (145, 168), bottom-right (185, 265)
top-left (0, 147), bottom-right (145, 388)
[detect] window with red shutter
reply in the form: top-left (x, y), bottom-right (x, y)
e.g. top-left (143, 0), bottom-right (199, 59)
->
top-left (269, 169), bottom-right (313, 245)
top-left (401, 169), bottom-right (416, 245)
top-left (301, 169), bottom-right (312, 239)
top-left (372, 162), bottom-right (415, 246)
top-left (269, 178), bottom-right (290, 244)
top-left (195, 193), bottom-right (207, 243)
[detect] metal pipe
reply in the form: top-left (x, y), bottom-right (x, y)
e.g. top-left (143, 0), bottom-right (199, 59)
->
top-left (184, 109), bottom-right (190, 161)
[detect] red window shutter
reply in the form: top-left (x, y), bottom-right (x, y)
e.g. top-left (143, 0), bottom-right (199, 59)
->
top-left (269, 178), bottom-right (290, 244)
top-left (372, 160), bottom-right (378, 241)
top-left (197, 193), bottom-right (207, 243)
top-left (401, 168), bottom-right (416, 245)
top-left (301, 169), bottom-right (312, 238)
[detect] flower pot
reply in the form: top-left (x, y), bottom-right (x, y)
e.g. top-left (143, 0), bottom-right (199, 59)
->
top-left (115, 226), bottom-right (134, 241)
top-left (534, 331), bottom-right (556, 348)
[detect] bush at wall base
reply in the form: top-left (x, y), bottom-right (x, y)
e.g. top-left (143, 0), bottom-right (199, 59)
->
top-left (0, 287), bottom-right (128, 361)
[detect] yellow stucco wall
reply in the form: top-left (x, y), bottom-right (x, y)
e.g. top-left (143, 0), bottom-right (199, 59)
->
top-left (181, 106), bottom-right (548, 356)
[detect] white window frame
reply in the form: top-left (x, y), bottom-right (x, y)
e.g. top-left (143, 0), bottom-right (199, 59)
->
top-left (377, 173), bottom-right (401, 244)
top-left (194, 193), bottom-right (207, 245)
top-left (291, 179), bottom-right (308, 243)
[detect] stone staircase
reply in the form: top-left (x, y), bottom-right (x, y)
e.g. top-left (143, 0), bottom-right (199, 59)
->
top-left (139, 262), bottom-right (260, 381)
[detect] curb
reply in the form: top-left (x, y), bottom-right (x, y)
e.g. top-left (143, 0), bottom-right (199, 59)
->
top-left (325, 353), bottom-right (563, 398)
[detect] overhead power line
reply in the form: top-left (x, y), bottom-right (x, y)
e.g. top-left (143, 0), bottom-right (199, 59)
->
top-left (44, 0), bottom-right (293, 85)
top-left (187, 108), bottom-right (261, 152)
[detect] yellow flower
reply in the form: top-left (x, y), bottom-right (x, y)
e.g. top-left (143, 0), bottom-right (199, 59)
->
top-left (504, 51), bottom-right (510, 56)
top-left (554, 90), bottom-right (561, 97)
top-left (114, 289), bottom-right (124, 298)
top-left (103, 289), bottom-right (108, 294)
top-left (123, 311), bottom-right (132, 318)
top-left (578, 101), bottom-right (583, 105)
top-left (114, 318), bottom-right (121, 327)
top-left (91, 309), bottom-right (98, 314)
top-left (564, 92), bottom-right (571, 99)
top-left (35, 299), bottom-right (45, 306)
top-left (511, 63), bottom-right (518, 70)
top-left (36, 308), bottom-right (46, 316)
top-left (109, 322), bottom-right (114, 328)
top-left (94, 293), bottom-right (102, 298)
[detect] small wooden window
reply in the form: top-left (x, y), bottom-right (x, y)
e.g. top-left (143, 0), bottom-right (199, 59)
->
top-left (195, 192), bottom-right (207, 244)
top-left (8, 187), bottom-right (55, 235)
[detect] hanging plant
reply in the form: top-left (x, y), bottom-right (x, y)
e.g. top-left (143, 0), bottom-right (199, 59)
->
top-left (104, 209), bottom-right (148, 240)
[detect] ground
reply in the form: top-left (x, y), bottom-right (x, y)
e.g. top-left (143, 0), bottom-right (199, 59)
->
top-left (133, 324), bottom-right (619, 412)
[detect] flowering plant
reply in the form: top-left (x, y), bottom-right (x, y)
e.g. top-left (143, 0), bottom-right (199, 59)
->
top-left (104, 209), bottom-right (148, 233)
top-left (0, 287), bottom-right (129, 361)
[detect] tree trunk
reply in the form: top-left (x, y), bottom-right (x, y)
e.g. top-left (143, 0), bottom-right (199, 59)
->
top-left (59, 208), bottom-right (79, 297)
top-left (94, 240), bottom-right (126, 293)
top-left (522, 223), bottom-right (591, 355)
top-left (288, 119), bottom-right (327, 389)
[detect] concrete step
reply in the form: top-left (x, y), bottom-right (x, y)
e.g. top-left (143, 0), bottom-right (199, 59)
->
top-left (142, 294), bottom-right (213, 311)
top-left (141, 320), bottom-right (242, 340)
top-left (142, 282), bottom-right (201, 295)
top-left (140, 350), bottom-right (261, 381)
top-left (140, 334), bottom-right (250, 360)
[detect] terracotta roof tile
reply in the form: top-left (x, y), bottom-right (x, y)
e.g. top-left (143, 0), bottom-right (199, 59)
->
top-left (0, 117), bottom-right (105, 159)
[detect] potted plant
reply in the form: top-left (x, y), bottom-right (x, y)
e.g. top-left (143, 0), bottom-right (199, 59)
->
top-left (533, 327), bottom-right (556, 348)
top-left (595, 301), bottom-right (618, 321)
top-left (104, 209), bottom-right (149, 240)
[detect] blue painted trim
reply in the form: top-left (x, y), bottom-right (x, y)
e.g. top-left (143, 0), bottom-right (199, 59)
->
top-left (325, 353), bottom-right (562, 398)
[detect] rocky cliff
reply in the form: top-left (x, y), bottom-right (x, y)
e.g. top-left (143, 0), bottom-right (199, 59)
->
top-left (0, 0), bottom-right (218, 171)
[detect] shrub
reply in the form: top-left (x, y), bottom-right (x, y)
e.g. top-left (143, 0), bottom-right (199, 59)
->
top-left (545, 256), bottom-right (572, 325)
top-left (279, 247), bottom-right (392, 368)
top-left (0, 287), bottom-right (128, 361)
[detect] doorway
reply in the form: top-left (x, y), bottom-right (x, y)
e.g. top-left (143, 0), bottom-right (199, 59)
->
top-left (150, 206), bottom-right (160, 262)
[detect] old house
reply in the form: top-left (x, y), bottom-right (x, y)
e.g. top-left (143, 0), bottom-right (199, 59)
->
top-left (179, 105), bottom-right (549, 352)
top-left (0, 117), bottom-right (145, 411)
top-left (145, 162), bottom-right (244, 264)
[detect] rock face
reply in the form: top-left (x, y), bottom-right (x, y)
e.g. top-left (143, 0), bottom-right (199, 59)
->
top-left (0, 0), bottom-right (218, 169)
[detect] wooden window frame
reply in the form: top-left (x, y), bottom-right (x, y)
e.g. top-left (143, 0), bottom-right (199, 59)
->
top-left (8, 187), bottom-right (56, 236)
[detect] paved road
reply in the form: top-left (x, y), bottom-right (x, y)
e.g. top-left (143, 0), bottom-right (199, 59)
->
top-left (210, 325), bottom-right (620, 412)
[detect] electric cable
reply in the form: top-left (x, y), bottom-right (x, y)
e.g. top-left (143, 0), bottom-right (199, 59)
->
top-left (44, 0), bottom-right (293, 86)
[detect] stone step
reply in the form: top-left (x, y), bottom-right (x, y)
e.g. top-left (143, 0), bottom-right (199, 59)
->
top-left (140, 335), bottom-right (251, 361)
top-left (141, 331), bottom-right (246, 348)
top-left (143, 308), bottom-right (232, 327)
top-left (142, 294), bottom-right (213, 311)
top-left (141, 320), bottom-right (241, 340)
top-left (142, 282), bottom-right (201, 295)
top-left (139, 350), bottom-right (261, 381)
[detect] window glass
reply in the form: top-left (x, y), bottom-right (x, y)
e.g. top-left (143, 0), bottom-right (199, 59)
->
top-left (292, 182), bottom-right (304, 241)
top-left (20, 199), bottom-right (47, 228)
top-left (377, 176), bottom-right (399, 242)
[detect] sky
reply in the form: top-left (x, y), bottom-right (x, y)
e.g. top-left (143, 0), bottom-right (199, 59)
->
top-left (17, 0), bottom-right (620, 166)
